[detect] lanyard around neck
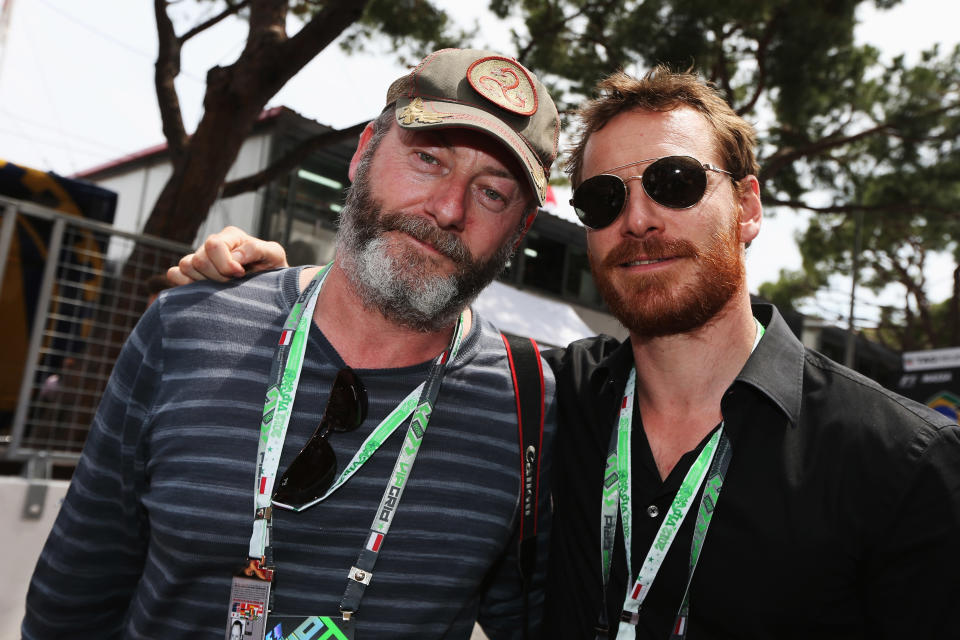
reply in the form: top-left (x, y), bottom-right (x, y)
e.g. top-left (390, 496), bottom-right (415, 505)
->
top-left (247, 265), bottom-right (466, 560)
top-left (339, 311), bottom-right (465, 616)
top-left (600, 318), bottom-right (764, 640)
top-left (248, 266), bottom-right (329, 559)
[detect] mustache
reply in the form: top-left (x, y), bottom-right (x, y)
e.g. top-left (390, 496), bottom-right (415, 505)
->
top-left (601, 237), bottom-right (700, 268)
top-left (379, 212), bottom-right (471, 264)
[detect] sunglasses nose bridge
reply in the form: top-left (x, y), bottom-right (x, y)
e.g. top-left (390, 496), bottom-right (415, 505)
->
top-left (617, 174), bottom-right (671, 234)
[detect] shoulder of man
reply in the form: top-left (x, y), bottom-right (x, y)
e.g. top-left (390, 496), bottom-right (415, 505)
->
top-left (155, 267), bottom-right (293, 315)
top-left (801, 346), bottom-right (955, 433)
top-left (542, 334), bottom-right (622, 376)
top-left (797, 348), bottom-right (959, 499)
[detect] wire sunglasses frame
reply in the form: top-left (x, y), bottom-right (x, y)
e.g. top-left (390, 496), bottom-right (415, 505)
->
top-left (569, 155), bottom-right (736, 229)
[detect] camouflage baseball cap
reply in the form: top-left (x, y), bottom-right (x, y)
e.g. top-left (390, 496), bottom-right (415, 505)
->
top-left (385, 48), bottom-right (560, 205)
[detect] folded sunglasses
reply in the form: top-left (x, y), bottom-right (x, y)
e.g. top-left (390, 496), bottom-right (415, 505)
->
top-left (272, 367), bottom-right (367, 509)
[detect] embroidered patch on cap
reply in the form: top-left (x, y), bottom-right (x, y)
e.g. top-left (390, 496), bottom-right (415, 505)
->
top-left (398, 97), bottom-right (452, 125)
top-left (467, 56), bottom-right (539, 117)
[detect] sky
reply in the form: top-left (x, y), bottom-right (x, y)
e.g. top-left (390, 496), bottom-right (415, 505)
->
top-left (1, 0), bottom-right (958, 324)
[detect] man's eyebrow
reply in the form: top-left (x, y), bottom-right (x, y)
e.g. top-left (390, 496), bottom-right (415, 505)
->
top-left (404, 128), bottom-right (451, 149)
top-left (482, 166), bottom-right (520, 181)
top-left (406, 129), bottom-right (522, 183)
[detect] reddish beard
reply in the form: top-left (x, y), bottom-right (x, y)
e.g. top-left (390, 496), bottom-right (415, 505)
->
top-left (590, 211), bottom-right (745, 339)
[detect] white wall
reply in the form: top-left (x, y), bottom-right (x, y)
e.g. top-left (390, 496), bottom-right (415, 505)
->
top-left (0, 477), bottom-right (70, 640)
top-left (90, 132), bottom-right (272, 262)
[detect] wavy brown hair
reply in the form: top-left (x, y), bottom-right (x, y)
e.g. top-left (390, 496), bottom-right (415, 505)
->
top-left (566, 68), bottom-right (759, 192)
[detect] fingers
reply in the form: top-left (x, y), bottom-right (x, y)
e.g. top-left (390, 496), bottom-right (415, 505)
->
top-left (240, 239), bottom-right (288, 273)
top-left (166, 226), bottom-right (290, 286)
top-left (166, 257), bottom-right (200, 286)
top-left (200, 228), bottom-right (248, 280)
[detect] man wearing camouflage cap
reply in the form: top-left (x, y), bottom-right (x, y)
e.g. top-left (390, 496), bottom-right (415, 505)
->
top-left (24, 48), bottom-right (560, 640)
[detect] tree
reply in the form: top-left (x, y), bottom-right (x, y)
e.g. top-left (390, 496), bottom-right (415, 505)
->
top-left (486, 0), bottom-right (958, 348)
top-left (145, 0), bottom-right (466, 244)
top-left (144, 0), bottom-right (960, 350)
top-left (766, 45), bottom-right (960, 349)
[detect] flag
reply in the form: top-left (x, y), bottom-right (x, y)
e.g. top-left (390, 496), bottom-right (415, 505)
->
top-left (278, 330), bottom-right (293, 346)
top-left (366, 532), bottom-right (383, 552)
top-left (673, 615), bottom-right (687, 635)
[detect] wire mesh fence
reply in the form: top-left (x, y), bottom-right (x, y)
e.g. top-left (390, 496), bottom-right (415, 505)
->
top-left (1, 196), bottom-right (192, 463)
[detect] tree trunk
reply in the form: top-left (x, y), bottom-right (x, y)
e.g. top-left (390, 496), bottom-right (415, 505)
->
top-left (143, 0), bottom-right (370, 246)
top-left (143, 85), bottom-right (264, 243)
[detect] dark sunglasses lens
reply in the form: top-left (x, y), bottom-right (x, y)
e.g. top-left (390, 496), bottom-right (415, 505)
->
top-left (642, 156), bottom-right (707, 209)
top-left (572, 174), bottom-right (626, 229)
top-left (272, 368), bottom-right (367, 508)
top-left (273, 438), bottom-right (337, 507)
top-left (326, 368), bottom-right (368, 433)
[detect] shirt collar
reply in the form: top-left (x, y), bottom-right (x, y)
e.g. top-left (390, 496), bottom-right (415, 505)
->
top-left (588, 333), bottom-right (636, 401)
top-left (736, 303), bottom-right (804, 425)
top-left (587, 303), bottom-right (805, 426)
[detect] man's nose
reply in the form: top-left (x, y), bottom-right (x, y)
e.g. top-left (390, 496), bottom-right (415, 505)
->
top-left (424, 175), bottom-right (468, 230)
top-left (620, 176), bottom-right (667, 238)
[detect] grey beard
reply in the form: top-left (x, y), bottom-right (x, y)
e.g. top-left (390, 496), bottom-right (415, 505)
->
top-left (335, 157), bottom-right (519, 333)
top-left (342, 232), bottom-right (465, 333)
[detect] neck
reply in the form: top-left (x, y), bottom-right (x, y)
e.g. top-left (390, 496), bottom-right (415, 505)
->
top-left (628, 288), bottom-right (757, 479)
top-left (299, 265), bottom-right (470, 369)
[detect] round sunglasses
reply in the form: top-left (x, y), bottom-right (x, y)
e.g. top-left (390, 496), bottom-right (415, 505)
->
top-left (570, 155), bottom-right (735, 229)
top-left (272, 367), bottom-right (368, 509)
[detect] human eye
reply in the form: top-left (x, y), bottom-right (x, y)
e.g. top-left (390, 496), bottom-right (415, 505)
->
top-left (482, 187), bottom-right (505, 202)
top-left (475, 183), bottom-right (513, 212)
top-left (416, 151), bottom-right (440, 166)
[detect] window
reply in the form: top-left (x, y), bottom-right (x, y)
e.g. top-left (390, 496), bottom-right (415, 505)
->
top-left (500, 213), bottom-right (606, 311)
top-left (260, 134), bottom-right (352, 266)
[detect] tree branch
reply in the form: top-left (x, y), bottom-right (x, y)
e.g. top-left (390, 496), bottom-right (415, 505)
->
top-left (736, 11), bottom-right (779, 116)
top-left (890, 255), bottom-right (937, 344)
top-left (711, 26), bottom-right (733, 98)
top-left (180, 0), bottom-right (251, 43)
top-left (154, 0), bottom-right (188, 165)
top-left (761, 100), bottom-right (960, 183)
top-left (763, 196), bottom-right (956, 217)
top-left (761, 120), bottom-right (894, 183)
top-left (515, 0), bottom-right (592, 67)
top-left (221, 121), bottom-right (368, 198)
top-left (268, 0), bottom-right (371, 93)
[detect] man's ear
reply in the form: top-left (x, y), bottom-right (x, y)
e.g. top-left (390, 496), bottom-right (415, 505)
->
top-left (348, 122), bottom-right (378, 182)
top-left (737, 175), bottom-right (762, 245)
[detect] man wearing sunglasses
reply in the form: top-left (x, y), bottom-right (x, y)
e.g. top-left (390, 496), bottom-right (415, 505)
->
top-left (543, 69), bottom-right (960, 639)
top-left (182, 66), bottom-right (960, 639)
top-left (24, 49), bottom-right (559, 640)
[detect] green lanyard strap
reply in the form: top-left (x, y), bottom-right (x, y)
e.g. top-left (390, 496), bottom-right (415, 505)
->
top-left (339, 317), bottom-right (465, 617)
top-left (598, 319), bottom-right (764, 640)
top-left (247, 264), bottom-right (467, 621)
top-left (249, 266), bottom-right (330, 559)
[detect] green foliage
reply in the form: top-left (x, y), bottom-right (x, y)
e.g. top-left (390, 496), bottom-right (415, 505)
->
top-left (338, 0), bottom-right (474, 65)
top-left (786, 43), bottom-right (960, 347)
top-left (757, 268), bottom-right (827, 313)
top-left (188, 0), bottom-right (960, 347)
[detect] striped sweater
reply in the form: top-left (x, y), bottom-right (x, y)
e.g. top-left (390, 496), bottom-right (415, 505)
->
top-left (23, 267), bottom-right (555, 639)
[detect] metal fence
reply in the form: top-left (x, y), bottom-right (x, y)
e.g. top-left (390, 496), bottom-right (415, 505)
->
top-left (1, 196), bottom-right (192, 465)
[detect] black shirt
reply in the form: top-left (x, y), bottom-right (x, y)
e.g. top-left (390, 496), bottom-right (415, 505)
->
top-left (543, 304), bottom-right (960, 639)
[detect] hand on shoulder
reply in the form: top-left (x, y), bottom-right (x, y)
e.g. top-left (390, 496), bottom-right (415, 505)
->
top-left (167, 226), bottom-right (289, 285)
